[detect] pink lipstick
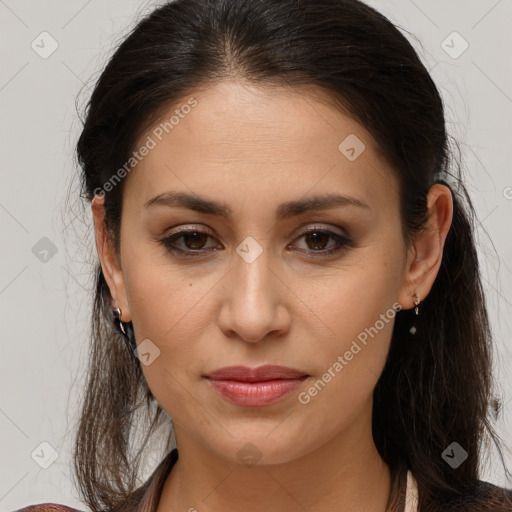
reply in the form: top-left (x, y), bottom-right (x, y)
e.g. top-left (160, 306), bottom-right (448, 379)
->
top-left (204, 365), bottom-right (308, 407)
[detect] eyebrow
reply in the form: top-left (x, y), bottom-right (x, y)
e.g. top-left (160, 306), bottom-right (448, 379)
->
top-left (144, 191), bottom-right (369, 219)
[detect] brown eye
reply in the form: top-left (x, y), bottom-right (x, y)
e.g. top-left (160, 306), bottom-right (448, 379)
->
top-left (290, 227), bottom-right (354, 256)
top-left (304, 231), bottom-right (331, 251)
top-left (180, 231), bottom-right (209, 250)
top-left (161, 229), bottom-right (220, 256)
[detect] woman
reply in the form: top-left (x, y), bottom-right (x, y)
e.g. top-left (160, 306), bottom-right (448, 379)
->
top-left (15, 0), bottom-right (512, 511)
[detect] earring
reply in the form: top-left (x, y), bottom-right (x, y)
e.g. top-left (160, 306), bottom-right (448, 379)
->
top-left (112, 306), bottom-right (138, 359)
top-left (413, 293), bottom-right (421, 316)
top-left (112, 306), bottom-right (127, 335)
top-left (409, 293), bottom-right (421, 335)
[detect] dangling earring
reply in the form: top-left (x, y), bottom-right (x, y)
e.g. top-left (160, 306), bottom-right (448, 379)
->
top-left (112, 306), bottom-right (137, 360)
top-left (413, 293), bottom-right (421, 316)
top-left (409, 293), bottom-right (421, 335)
top-left (112, 306), bottom-right (127, 335)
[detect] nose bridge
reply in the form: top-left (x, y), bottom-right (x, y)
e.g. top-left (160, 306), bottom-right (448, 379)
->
top-left (219, 235), bottom-right (287, 342)
top-left (235, 236), bottom-right (273, 301)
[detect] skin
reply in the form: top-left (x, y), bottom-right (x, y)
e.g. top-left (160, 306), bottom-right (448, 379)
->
top-left (91, 80), bottom-right (453, 511)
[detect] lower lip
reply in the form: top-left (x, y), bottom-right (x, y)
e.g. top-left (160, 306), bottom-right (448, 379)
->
top-left (206, 377), bottom-right (307, 407)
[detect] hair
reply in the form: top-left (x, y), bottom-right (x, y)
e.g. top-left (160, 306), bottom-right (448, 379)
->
top-left (72, 0), bottom-right (509, 510)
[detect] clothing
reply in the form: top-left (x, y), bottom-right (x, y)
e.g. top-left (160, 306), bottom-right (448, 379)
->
top-left (14, 507), bottom-right (82, 512)
top-left (13, 448), bottom-right (512, 511)
top-left (405, 470), bottom-right (419, 512)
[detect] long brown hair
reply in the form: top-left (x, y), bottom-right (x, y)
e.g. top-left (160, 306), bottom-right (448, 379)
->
top-left (72, 0), bottom-right (509, 510)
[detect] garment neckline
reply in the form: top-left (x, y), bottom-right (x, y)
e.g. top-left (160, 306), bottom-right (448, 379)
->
top-left (404, 470), bottom-right (419, 512)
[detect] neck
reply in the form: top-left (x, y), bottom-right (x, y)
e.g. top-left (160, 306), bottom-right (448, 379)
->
top-left (157, 403), bottom-right (391, 512)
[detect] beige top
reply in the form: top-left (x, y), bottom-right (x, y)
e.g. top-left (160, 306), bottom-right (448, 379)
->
top-left (404, 470), bottom-right (419, 512)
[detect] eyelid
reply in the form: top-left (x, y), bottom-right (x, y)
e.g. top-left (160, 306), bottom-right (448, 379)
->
top-left (294, 223), bottom-right (347, 237)
top-left (162, 224), bottom-right (217, 241)
top-left (166, 223), bottom-right (211, 234)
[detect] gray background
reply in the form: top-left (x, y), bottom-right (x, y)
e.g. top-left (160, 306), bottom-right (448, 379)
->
top-left (1, 0), bottom-right (511, 509)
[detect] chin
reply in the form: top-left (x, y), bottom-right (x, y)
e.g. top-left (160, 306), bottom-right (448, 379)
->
top-left (199, 429), bottom-right (320, 468)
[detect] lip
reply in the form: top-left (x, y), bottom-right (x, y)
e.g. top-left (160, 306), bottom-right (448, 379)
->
top-left (205, 365), bottom-right (308, 382)
top-left (204, 365), bottom-right (309, 407)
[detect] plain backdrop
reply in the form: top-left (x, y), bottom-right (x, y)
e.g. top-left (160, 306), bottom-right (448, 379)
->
top-left (1, 0), bottom-right (511, 509)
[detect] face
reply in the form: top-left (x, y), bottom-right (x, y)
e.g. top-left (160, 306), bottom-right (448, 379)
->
top-left (97, 80), bottom-right (416, 465)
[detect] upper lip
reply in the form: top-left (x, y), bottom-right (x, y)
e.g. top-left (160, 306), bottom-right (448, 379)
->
top-left (205, 365), bottom-right (308, 382)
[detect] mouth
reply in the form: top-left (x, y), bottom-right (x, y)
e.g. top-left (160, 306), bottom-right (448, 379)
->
top-left (204, 365), bottom-right (309, 407)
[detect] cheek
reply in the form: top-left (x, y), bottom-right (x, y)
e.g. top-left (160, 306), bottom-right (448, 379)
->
top-left (312, 248), bottom-right (403, 345)
top-left (121, 246), bottom-right (226, 392)
top-left (122, 259), bottom-right (211, 414)
top-left (300, 246), bottom-right (403, 396)
top-left (122, 236), bottom-right (205, 337)
top-left (310, 280), bottom-right (397, 389)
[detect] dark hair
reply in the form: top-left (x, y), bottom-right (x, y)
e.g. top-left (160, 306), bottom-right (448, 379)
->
top-left (73, 0), bottom-right (508, 510)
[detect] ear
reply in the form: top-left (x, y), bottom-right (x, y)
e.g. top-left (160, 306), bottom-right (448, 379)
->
top-left (398, 183), bottom-right (454, 310)
top-left (91, 194), bottom-right (131, 322)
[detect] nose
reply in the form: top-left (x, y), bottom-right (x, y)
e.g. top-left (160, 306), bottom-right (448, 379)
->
top-left (216, 247), bottom-right (291, 343)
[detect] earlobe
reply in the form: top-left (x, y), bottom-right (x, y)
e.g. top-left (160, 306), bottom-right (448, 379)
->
top-left (398, 184), bottom-right (454, 310)
top-left (91, 194), bottom-right (131, 322)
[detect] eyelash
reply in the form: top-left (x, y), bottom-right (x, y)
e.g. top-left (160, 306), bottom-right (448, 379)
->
top-left (160, 226), bottom-right (355, 258)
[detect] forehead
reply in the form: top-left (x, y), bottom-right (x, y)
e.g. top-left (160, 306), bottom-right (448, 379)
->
top-left (124, 80), bottom-right (398, 213)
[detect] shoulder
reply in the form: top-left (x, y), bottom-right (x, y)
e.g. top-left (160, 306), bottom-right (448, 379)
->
top-left (14, 504), bottom-right (84, 512)
top-left (428, 479), bottom-right (512, 511)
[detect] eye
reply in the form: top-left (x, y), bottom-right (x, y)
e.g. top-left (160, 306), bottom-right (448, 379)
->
top-left (160, 227), bottom-right (220, 257)
top-left (288, 226), bottom-right (354, 256)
